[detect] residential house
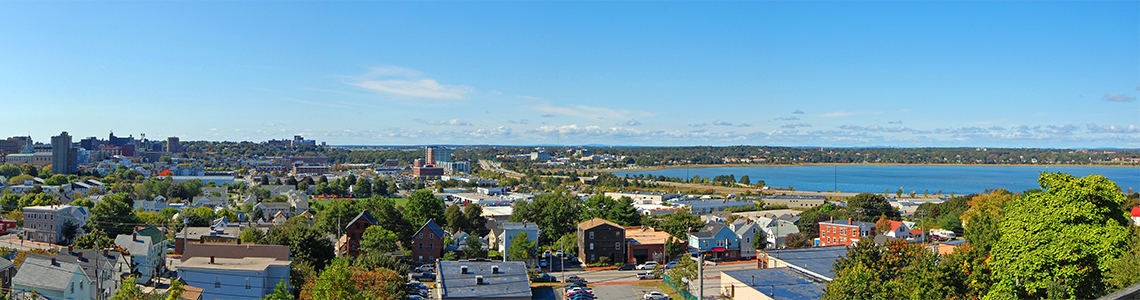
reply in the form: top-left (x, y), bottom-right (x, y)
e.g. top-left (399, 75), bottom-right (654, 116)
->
top-left (576, 218), bottom-right (626, 265)
top-left (818, 218), bottom-right (876, 247)
top-left (731, 220), bottom-right (764, 260)
top-left (23, 205), bottom-right (89, 244)
top-left (336, 210), bottom-right (378, 257)
top-left (625, 226), bottom-right (681, 264)
top-left (0, 257), bottom-right (14, 292)
top-left (256, 202), bottom-right (292, 221)
top-left (879, 219), bottom-right (912, 239)
top-left (114, 226), bottom-right (167, 284)
top-left (689, 222), bottom-right (740, 261)
top-left (411, 219), bottom-right (447, 264)
top-left (174, 224), bottom-right (244, 255)
top-left (751, 217), bottom-right (800, 249)
top-left (497, 222), bottom-right (539, 259)
top-left (11, 257), bottom-right (93, 300)
top-left (20, 248), bottom-right (130, 299)
top-left (190, 194), bottom-right (226, 208)
top-left (173, 256), bottom-right (290, 300)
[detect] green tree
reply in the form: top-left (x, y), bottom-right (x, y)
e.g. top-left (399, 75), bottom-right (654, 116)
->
top-left (462, 204), bottom-right (486, 234)
top-left (352, 178), bottom-right (371, 198)
top-left (240, 227), bottom-right (266, 244)
top-left (262, 280), bottom-right (295, 300)
top-left (89, 193), bottom-right (140, 237)
top-left (404, 190), bottom-right (444, 227)
top-left (509, 191), bottom-right (581, 245)
top-left (751, 229), bottom-right (768, 251)
top-left (74, 228), bottom-right (116, 250)
top-left (464, 234), bottom-right (486, 258)
top-left (506, 232), bottom-right (536, 261)
top-left (896, 188), bottom-right (903, 198)
top-left (444, 204), bottom-right (466, 233)
top-left (987, 173), bottom-right (1132, 299)
top-left (847, 193), bottom-right (899, 222)
top-left (360, 226), bottom-right (399, 254)
top-left (739, 175), bottom-right (751, 185)
top-left (300, 259), bottom-right (407, 300)
top-left (70, 197), bottom-right (94, 208)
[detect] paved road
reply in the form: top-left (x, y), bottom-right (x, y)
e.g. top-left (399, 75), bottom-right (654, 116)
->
top-left (557, 261), bottom-right (756, 285)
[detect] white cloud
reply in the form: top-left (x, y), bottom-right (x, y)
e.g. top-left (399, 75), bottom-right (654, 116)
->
top-left (712, 120), bottom-right (733, 126)
top-left (1103, 94), bottom-right (1137, 102)
top-left (263, 122), bottom-right (276, 127)
top-left (818, 110), bottom-right (854, 118)
top-left (689, 123), bottom-right (708, 128)
top-left (508, 119), bottom-right (530, 125)
top-left (541, 114), bottom-right (555, 118)
top-left (888, 120), bottom-right (903, 124)
top-left (781, 122), bottom-right (812, 128)
top-left (793, 110), bottom-right (805, 114)
top-left (624, 119), bottom-right (642, 126)
top-left (533, 104), bottom-right (655, 120)
top-left (1086, 124), bottom-right (1140, 133)
top-left (414, 118), bottom-right (474, 126)
top-left (348, 66), bottom-right (474, 100)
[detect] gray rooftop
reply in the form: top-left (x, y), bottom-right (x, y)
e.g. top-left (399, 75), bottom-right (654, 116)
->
top-left (722, 268), bottom-right (825, 300)
top-left (13, 257), bottom-right (83, 292)
top-left (438, 260), bottom-right (531, 299)
top-left (692, 222), bottom-right (728, 238)
top-left (764, 246), bottom-right (849, 280)
top-left (670, 199), bottom-right (755, 209)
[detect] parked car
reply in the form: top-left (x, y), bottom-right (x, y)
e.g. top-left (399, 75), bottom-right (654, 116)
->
top-left (532, 273), bottom-right (558, 283)
top-left (616, 264), bottom-right (637, 271)
top-left (556, 250), bottom-right (564, 257)
top-left (565, 275), bottom-right (588, 283)
top-left (663, 261), bottom-right (679, 269)
top-left (566, 287), bottom-right (594, 297)
top-left (636, 262), bottom-right (659, 270)
top-left (643, 291), bottom-right (670, 300)
top-left (564, 282), bottom-right (588, 290)
top-left (406, 282), bottom-right (429, 291)
top-left (414, 265), bottom-right (435, 273)
top-left (412, 272), bottom-right (436, 282)
top-left (409, 295), bottom-right (425, 300)
top-left (539, 259), bottom-right (548, 267)
top-left (636, 271), bottom-right (659, 280)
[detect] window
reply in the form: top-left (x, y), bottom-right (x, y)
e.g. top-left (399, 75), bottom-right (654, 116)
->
top-left (70, 282), bottom-right (74, 294)
top-left (215, 276), bottom-right (221, 289)
top-left (419, 233), bottom-right (424, 239)
top-left (589, 243), bottom-right (594, 250)
top-left (589, 232), bottom-right (594, 239)
top-left (79, 281), bottom-right (82, 290)
top-left (419, 243), bottom-right (423, 250)
top-left (245, 278), bottom-right (251, 290)
top-left (429, 243), bottom-right (433, 250)
top-left (615, 242), bottom-right (620, 250)
top-left (841, 228), bottom-right (845, 235)
top-left (591, 254), bottom-right (595, 262)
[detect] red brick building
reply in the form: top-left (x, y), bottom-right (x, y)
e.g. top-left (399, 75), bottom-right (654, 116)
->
top-left (410, 219), bottom-right (446, 265)
top-left (338, 210), bottom-right (379, 257)
top-left (818, 218), bottom-right (876, 247)
top-left (625, 226), bottom-right (683, 264)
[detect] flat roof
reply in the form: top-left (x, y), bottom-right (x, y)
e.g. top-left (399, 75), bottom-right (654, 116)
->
top-left (172, 256), bottom-right (289, 271)
top-left (625, 227), bottom-right (674, 245)
top-left (764, 246), bottom-right (849, 280)
top-left (722, 268), bottom-right (825, 300)
top-left (438, 260), bottom-right (532, 299)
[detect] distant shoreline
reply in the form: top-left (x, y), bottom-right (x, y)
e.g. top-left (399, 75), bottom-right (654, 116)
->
top-left (597, 162), bottom-right (1140, 173)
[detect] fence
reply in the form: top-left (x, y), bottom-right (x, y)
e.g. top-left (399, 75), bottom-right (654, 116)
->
top-left (662, 273), bottom-right (698, 300)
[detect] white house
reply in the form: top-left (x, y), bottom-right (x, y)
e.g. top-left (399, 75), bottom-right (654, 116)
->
top-left (11, 257), bottom-right (93, 300)
top-left (114, 226), bottom-right (167, 284)
top-left (498, 222), bottom-right (540, 254)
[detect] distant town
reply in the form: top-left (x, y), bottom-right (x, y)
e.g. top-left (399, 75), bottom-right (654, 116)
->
top-left (0, 132), bottom-right (1135, 300)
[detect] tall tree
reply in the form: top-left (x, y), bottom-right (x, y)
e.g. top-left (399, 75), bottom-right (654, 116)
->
top-left (751, 229), bottom-right (768, 251)
top-left (462, 204), bottom-right (486, 235)
top-left (847, 193), bottom-right (899, 222)
top-left (464, 235), bottom-right (486, 258)
top-left (509, 191), bottom-right (581, 245)
top-left (88, 193), bottom-right (140, 237)
top-left (404, 190), bottom-right (444, 228)
top-left (506, 232), bottom-right (536, 261)
top-left (360, 226), bottom-right (400, 254)
top-left (987, 173), bottom-right (1131, 299)
top-left (300, 259), bottom-right (407, 300)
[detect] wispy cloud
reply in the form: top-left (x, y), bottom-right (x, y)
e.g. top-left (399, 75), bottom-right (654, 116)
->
top-left (773, 117), bottom-right (800, 121)
top-left (792, 110), bottom-right (805, 114)
top-left (712, 120), bottom-right (734, 126)
top-left (534, 104), bottom-right (655, 120)
top-left (689, 123), bottom-right (708, 128)
top-left (414, 118), bottom-right (474, 126)
top-left (541, 114), bottom-right (555, 118)
top-left (781, 122), bottom-right (813, 128)
top-left (347, 66), bottom-right (474, 100)
top-left (1103, 94), bottom-right (1137, 102)
top-left (263, 122), bottom-right (277, 127)
top-left (888, 120), bottom-right (903, 124)
top-left (507, 119), bottom-right (529, 125)
top-left (623, 119), bottom-right (642, 126)
top-left (1086, 124), bottom-right (1140, 133)
top-left (818, 110), bottom-right (854, 118)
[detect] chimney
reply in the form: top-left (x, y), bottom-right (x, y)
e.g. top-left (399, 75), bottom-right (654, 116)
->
top-left (133, 233), bottom-right (138, 242)
top-left (461, 266), bottom-right (468, 274)
top-left (475, 275), bottom-right (484, 285)
top-left (491, 266), bottom-right (499, 274)
top-left (210, 255), bottom-right (215, 264)
top-left (68, 245), bottom-right (73, 253)
top-left (847, 218), bottom-right (851, 224)
top-left (51, 258), bottom-right (56, 266)
top-left (77, 252), bottom-right (83, 261)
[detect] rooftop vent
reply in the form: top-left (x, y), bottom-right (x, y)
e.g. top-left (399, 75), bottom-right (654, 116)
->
top-left (475, 275), bottom-right (484, 285)
top-left (461, 265), bottom-right (468, 274)
top-left (491, 266), bottom-right (499, 274)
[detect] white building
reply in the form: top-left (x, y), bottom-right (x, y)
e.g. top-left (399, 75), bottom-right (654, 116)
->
top-left (23, 205), bottom-right (89, 244)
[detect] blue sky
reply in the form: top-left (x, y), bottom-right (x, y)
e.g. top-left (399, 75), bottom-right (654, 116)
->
top-left (1, 1), bottom-right (1137, 147)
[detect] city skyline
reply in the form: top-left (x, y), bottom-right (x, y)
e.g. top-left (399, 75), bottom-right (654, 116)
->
top-left (1, 1), bottom-right (1137, 147)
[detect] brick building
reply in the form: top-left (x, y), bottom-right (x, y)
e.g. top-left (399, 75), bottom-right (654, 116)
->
top-left (577, 218), bottom-right (626, 265)
top-left (818, 218), bottom-right (876, 247)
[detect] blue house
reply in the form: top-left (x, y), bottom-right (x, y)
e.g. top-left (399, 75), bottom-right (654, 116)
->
top-left (689, 222), bottom-right (741, 261)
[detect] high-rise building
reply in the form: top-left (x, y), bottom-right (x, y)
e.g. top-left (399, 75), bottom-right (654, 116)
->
top-left (79, 137), bottom-right (99, 151)
top-left (426, 147), bottom-right (452, 164)
top-left (166, 137), bottom-right (181, 153)
top-left (0, 136), bottom-right (31, 154)
top-left (51, 132), bottom-right (76, 174)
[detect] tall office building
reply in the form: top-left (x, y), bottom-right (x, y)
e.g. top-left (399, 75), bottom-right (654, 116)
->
top-left (51, 132), bottom-right (76, 174)
top-left (426, 147), bottom-right (452, 165)
top-left (166, 137), bottom-right (181, 153)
